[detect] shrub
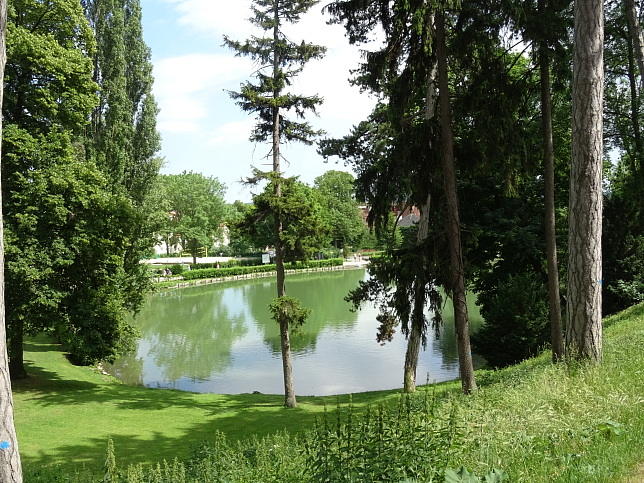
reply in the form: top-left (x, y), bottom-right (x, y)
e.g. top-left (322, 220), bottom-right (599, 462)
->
top-left (178, 258), bottom-right (344, 282)
top-left (472, 271), bottom-right (550, 368)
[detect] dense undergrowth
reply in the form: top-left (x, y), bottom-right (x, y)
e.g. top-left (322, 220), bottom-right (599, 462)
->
top-left (20, 302), bottom-right (644, 482)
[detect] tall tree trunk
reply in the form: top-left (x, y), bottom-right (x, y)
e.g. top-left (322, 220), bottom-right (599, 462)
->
top-left (273, 4), bottom-right (296, 408)
top-left (566, 0), bottom-right (604, 362)
top-left (538, 3), bottom-right (564, 362)
top-left (624, 0), bottom-right (644, 203)
top-left (0, 0), bottom-right (24, 478)
top-left (404, 278), bottom-right (425, 393)
top-left (403, 190), bottom-right (431, 393)
top-left (624, 0), bottom-right (644, 86)
top-left (435, 10), bottom-right (477, 394)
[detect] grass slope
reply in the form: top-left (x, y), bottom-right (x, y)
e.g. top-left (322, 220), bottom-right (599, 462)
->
top-left (12, 302), bottom-right (644, 482)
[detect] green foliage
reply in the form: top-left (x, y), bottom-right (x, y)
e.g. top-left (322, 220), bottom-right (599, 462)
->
top-left (103, 437), bottom-right (118, 482)
top-left (4, 0), bottom-right (98, 132)
top-left (444, 467), bottom-right (509, 483)
top-left (603, 185), bottom-right (644, 315)
top-left (158, 172), bottom-right (228, 263)
top-left (2, 0), bottom-right (152, 371)
top-left (305, 393), bottom-right (462, 482)
top-left (179, 258), bottom-right (344, 281)
top-left (269, 296), bottom-right (311, 334)
top-left (473, 272), bottom-right (550, 368)
top-left (313, 170), bottom-right (365, 249)
top-left (236, 173), bottom-right (332, 262)
top-left (223, 0), bottom-right (326, 146)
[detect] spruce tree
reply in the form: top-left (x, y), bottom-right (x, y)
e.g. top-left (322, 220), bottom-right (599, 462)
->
top-left (224, 0), bottom-right (325, 408)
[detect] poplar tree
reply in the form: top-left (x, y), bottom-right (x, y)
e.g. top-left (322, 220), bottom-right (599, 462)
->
top-left (224, 0), bottom-right (325, 408)
top-left (0, 0), bottom-right (22, 477)
top-left (83, 0), bottom-right (162, 313)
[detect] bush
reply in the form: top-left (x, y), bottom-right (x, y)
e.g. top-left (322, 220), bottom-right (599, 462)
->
top-left (472, 271), bottom-right (550, 368)
top-left (179, 258), bottom-right (344, 282)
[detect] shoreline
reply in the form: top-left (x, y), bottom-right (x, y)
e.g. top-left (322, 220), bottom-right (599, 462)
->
top-left (152, 259), bottom-right (371, 289)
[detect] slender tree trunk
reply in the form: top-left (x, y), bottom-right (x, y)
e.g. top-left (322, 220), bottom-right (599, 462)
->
top-left (538, 6), bottom-right (564, 362)
top-left (403, 190), bottom-right (431, 393)
top-left (272, 3), bottom-right (296, 408)
top-left (566, 0), bottom-right (604, 362)
top-left (403, 279), bottom-right (424, 392)
top-left (404, 306), bottom-right (425, 392)
top-left (435, 10), bottom-right (477, 394)
top-left (0, 0), bottom-right (24, 478)
top-left (624, 0), bottom-right (644, 85)
top-left (624, 0), bottom-right (644, 201)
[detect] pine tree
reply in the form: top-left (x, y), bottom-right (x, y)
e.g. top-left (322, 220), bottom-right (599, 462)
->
top-left (224, 0), bottom-right (325, 408)
top-left (566, 0), bottom-right (604, 362)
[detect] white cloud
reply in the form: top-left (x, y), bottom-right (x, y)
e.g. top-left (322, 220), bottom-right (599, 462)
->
top-left (208, 118), bottom-right (257, 147)
top-left (165, 0), bottom-right (253, 39)
top-left (153, 53), bottom-right (251, 133)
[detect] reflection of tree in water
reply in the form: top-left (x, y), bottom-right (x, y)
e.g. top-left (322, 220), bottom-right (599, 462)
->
top-left (108, 353), bottom-right (144, 385)
top-left (247, 270), bottom-right (365, 355)
top-left (130, 286), bottom-right (248, 382)
top-left (431, 292), bottom-right (485, 369)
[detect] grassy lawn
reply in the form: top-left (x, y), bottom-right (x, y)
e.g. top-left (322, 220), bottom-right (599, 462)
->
top-left (12, 302), bottom-right (644, 481)
top-left (12, 335), bottom-right (420, 472)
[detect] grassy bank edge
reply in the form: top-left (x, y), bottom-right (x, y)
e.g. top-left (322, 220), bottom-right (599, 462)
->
top-left (12, 302), bottom-right (644, 482)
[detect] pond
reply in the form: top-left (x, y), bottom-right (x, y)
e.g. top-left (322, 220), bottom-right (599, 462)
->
top-left (109, 269), bottom-right (484, 396)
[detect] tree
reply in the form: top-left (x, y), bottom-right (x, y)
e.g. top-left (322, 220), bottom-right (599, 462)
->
top-left (313, 170), bottom-right (364, 250)
top-left (161, 172), bottom-right (227, 265)
top-left (0, 0), bottom-right (23, 477)
top-left (435, 7), bottom-right (477, 393)
top-left (536, 0), bottom-right (568, 362)
top-left (237, 174), bottom-right (331, 262)
top-left (324, 0), bottom-right (479, 393)
top-left (1, 0), bottom-right (102, 375)
top-left (566, 0), bottom-right (604, 362)
top-left (83, 0), bottom-right (162, 314)
top-left (226, 200), bottom-right (258, 255)
top-left (224, 0), bottom-right (326, 408)
top-left (2, 0), bottom-right (159, 372)
top-left (603, 0), bottom-right (644, 314)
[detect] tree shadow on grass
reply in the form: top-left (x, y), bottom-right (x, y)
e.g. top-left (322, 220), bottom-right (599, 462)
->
top-left (14, 337), bottom-right (354, 474)
top-left (15, 334), bottom-right (416, 476)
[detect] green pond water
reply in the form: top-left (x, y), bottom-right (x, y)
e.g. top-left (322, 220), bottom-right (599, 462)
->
top-left (110, 269), bottom-right (484, 396)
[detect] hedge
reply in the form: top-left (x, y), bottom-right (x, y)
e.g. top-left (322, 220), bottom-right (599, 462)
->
top-left (180, 258), bottom-right (344, 281)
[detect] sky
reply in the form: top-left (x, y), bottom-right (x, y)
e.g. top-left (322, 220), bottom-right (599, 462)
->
top-left (139, 0), bottom-right (381, 202)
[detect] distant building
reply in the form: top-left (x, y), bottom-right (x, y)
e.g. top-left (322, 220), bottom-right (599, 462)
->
top-left (358, 204), bottom-right (421, 227)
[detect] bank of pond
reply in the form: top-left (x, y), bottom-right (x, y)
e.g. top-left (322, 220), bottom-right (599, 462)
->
top-left (109, 268), bottom-right (484, 396)
top-left (15, 303), bottom-right (644, 482)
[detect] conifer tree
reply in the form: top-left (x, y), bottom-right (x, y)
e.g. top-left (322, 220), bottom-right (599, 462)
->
top-left (566, 0), bottom-right (604, 362)
top-left (224, 0), bottom-right (325, 408)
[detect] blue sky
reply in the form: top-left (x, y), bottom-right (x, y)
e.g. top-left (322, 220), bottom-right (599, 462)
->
top-left (140, 0), bottom-right (380, 202)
